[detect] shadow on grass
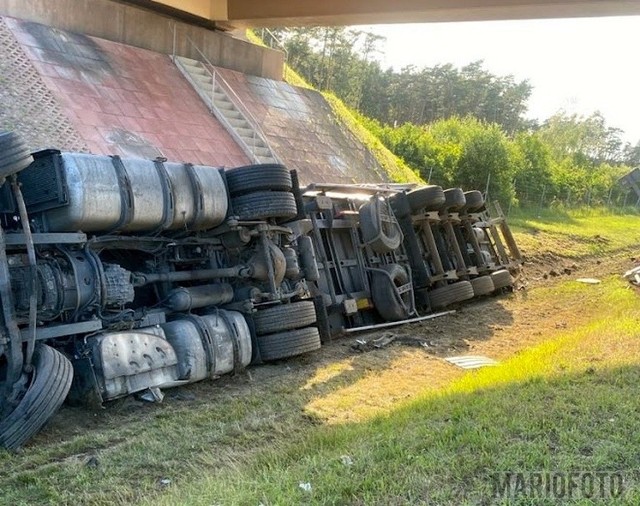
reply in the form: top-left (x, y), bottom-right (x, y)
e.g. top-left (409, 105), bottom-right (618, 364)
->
top-left (154, 364), bottom-right (640, 505)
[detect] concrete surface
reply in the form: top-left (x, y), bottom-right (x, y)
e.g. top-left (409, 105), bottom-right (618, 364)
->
top-left (0, 0), bottom-right (284, 80)
top-left (2, 17), bottom-right (249, 166)
top-left (2, 15), bottom-right (390, 184)
top-left (217, 67), bottom-right (389, 184)
top-left (133, 0), bottom-right (640, 27)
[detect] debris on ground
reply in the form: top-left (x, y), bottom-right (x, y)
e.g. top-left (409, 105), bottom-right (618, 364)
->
top-left (340, 455), bottom-right (354, 467)
top-left (576, 278), bottom-right (601, 284)
top-left (299, 482), bottom-right (312, 493)
top-left (138, 387), bottom-right (164, 403)
top-left (623, 266), bottom-right (640, 286)
top-left (351, 332), bottom-right (435, 353)
top-left (444, 355), bottom-right (499, 369)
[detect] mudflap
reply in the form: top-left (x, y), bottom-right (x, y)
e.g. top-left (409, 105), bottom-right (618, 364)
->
top-left (66, 356), bottom-right (103, 407)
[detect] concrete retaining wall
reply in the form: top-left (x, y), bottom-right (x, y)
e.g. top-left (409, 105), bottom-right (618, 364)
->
top-left (217, 68), bottom-right (390, 184)
top-left (1, 17), bottom-right (249, 166)
top-left (1, 16), bottom-right (389, 184)
top-left (0, 0), bottom-right (284, 80)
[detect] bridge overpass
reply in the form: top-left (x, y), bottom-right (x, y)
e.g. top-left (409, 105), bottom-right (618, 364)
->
top-left (139, 0), bottom-right (640, 29)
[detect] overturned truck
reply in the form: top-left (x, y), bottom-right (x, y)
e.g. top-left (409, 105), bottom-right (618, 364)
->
top-left (0, 131), bottom-right (521, 449)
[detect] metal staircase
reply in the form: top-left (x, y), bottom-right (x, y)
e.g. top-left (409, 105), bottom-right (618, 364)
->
top-left (172, 53), bottom-right (279, 165)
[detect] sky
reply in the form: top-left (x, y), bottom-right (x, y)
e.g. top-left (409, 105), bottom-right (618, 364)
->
top-left (359, 16), bottom-right (640, 144)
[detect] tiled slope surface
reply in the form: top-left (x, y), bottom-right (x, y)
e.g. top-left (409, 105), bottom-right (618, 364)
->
top-left (0, 17), bottom-right (88, 152)
top-left (2, 17), bottom-right (249, 167)
top-left (1, 15), bottom-right (389, 183)
top-left (217, 68), bottom-right (389, 185)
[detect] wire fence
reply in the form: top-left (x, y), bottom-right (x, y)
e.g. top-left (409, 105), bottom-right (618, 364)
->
top-left (504, 180), bottom-right (640, 216)
top-left (427, 171), bottom-right (640, 216)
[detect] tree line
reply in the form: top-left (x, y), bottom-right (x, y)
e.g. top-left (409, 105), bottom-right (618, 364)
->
top-left (267, 27), bottom-right (639, 208)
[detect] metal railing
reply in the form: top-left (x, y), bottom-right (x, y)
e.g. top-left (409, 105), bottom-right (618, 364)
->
top-left (170, 22), bottom-right (277, 164)
top-left (259, 28), bottom-right (289, 80)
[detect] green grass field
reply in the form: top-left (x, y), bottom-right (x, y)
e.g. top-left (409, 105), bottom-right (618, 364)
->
top-left (147, 276), bottom-right (640, 506)
top-left (1, 210), bottom-right (639, 505)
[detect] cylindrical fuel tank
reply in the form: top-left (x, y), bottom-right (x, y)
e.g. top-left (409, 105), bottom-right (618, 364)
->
top-left (39, 153), bottom-right (228, 232)
top-left (161, 310), bottom-right (252, 383)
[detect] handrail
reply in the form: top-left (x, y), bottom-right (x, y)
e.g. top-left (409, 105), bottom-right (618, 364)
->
top-left (259, 28), bottom-right (288, 80)
top-left (170, 22), bottom-right (278, 164)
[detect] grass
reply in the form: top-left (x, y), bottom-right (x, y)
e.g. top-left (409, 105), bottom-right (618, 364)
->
top-left (322, 93), bottom-right (423, 184)
top-left (509, 207), bottom-right (640, 259)
top-left (147, 277), bottom-right (640, 505)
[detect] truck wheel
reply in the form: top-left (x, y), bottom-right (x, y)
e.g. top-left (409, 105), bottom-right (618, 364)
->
top-left (226, 164), bottom-right (292, 195)
top-left (257, 327), bottom-right (321, 361)
top-left (463, 190), bottom-right (484, 212)
top-left (371, 264), bottom-right (412, 321)
top-left (0, 344), bottom-right (73, 450)
top-left (0, 131), bottom-right (33, 179)
top-left (406, 185), bottom-right (445, 213)
top-left (253, 301), bottom-right (317, 335)
top-left (470, 275), bottom-right (494, 297)
top-left (491, 269), bottom-right (514, 290)
top-left (443, 188), bottom-right (466, 211)
top-left (231, 191), bottom-right (297, 220)
top-left (359, 199), bottom-right (403, 253)
top-left (428, 280), bottom-right (474, 309)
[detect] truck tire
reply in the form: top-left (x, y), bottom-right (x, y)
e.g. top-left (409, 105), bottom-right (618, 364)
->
top-left (470, 275), bottom-right (495, 297)
top-left (231, 191), bottom-right (297, 220)
top-left (0, 131), bottom-right (33, 179)
top-left (226, 164), bottom-right (292, 195)
top-left (443, 188), bottom-right (466, 211)
top-left (371, 263), bottom-right (412, 321)
top-left (428, 280), bottom-right (474, 309)
top-left (407, 185), bottom-right (446, 213)
top-left (0, 344), bottom-right (73, 450)
top-left (253, 301), bottom-right (317, 335)
top-left (491, 269), bottom-right (514, 290)
top-left (257, 327), bottom-right (321, 361)
top-left (359, 199), bottom-right (402, 253)
top-left (463, 190), bottom-right (484, 212)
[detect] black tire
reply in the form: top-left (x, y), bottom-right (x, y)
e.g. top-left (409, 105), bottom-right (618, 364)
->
top-left (428, 280), bottom-right (474, 309)
top-left (226, 164), bottom-right (292, 195)
top-left (407, 185), bottom-right (446, 213)
top-left (371, 263), bottom-right (412, 321)
top-left (491, 269), bottom-right (514, 290)
top-left (0, 344), bottom-right (73, 450)
top-left (253, 301), bottom-right (317, 335)
top-left (231, 191), bottom-right (297, 220)
top-left (389, 192), bottom-right (411, 219)
top-left (359, 199), bottom-right (402, 254)
top-left (257, 327), bottom-right (321, 361)
top-left (443, 188), bottom-right (466, 211)
top-left (0, 131), bottom-right (33, 179)
top-left (463, 190), bottom-right (484, 212)
top-left (470, 275), bottom-right (494, 297)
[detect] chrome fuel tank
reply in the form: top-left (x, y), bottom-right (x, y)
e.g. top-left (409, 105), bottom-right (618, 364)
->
top-left (88, 310), bottom-right (251, 401)
top-left (161, 310), bottom-right (252, 382)
top-left (38, 153), bottom-right (228, 233)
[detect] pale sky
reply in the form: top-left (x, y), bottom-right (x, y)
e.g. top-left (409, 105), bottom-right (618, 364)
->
top-left (361, 16), bottom-right (640, 144)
